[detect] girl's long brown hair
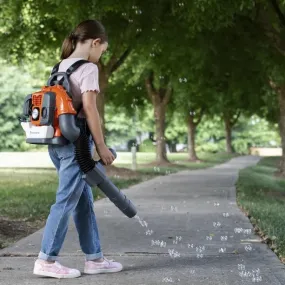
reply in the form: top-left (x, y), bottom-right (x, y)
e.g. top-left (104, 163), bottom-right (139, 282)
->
top-left (60, 19), bottom-right (108, 60)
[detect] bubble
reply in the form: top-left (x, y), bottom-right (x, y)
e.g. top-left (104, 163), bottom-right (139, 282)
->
top-left (171, 205), bottom-right (178, 212)
top-left (135, 215), bottom-right (148, 228)
top-left (145, 229), bottom-right (154, 236)
top-left (238, 264), bottom-right (245, 271)
top-left (219, 247), bottom-right (226, 253)
top-left (196, 245), bottom-right (205, 253)
top-left (234, 227), bottom-right (243, 234)
top-left (162, 277), bottom-right (174, 283)
top-left (104, 209), bottom-right (111, 216)
top-left (238, 266), bottom-right (262, 282)
top-left (151, 240), bottom-right (167, 247)
top-left (173, 236), bottom-right (182, 244)
top-left (245, 244), bottom-right (252, 252)
top-left (221, 236), bottom-right (228, 241)
top-left (213, 222), bottom-right (221, 228)
top-left (168, 249), bottom-right (181, 258)
top-left (243, 229), bottom-right (252, 235)
top-left (252, 276), bottom-right (262, 282)
top-left (239, 271), bottom-right (252, 277)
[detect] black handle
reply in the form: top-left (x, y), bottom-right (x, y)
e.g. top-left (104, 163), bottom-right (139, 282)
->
top-left (47, 72), bottom-right (71, 93)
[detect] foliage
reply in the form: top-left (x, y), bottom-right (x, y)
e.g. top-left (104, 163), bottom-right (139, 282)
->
top-left (195, 114), bottom-right (281, 154)
top-left (0, 60), bottom-right (38, 151)
top-left (139, 138), bottom-right (156, 153)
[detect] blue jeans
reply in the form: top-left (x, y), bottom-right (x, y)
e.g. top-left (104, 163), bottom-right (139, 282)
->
top-left (38, 135), bottom-right (104, 261)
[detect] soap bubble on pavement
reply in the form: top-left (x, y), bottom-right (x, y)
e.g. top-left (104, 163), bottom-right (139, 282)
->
top-left (222, 212), bottom-right (230, 217)
top-left (238, 264), bottom-right (262, 283)
top-left (173, 236), bottom-right (182, 244)
top-left (245, 244), bottom-right (253, 252)
top-left (234, 228), bottom-right (252, 235)
top-left (170, 205), bottom-right (178, 212)
top-left (162, 277), bottom-right (174, 283)
top-left (151, 240), bottom-right (167, 248)
top-left (145, 229), bottom-right (154, 236)
top-left (168, 249), bottom-right (181, 258)
top-left (196, 245), bottom-right (205, 258)
top-left (213, 221), bottom-right (222, 228)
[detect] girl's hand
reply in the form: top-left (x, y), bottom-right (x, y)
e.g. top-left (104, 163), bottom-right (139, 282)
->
top-left (97, 144), bottom-right (115, 165)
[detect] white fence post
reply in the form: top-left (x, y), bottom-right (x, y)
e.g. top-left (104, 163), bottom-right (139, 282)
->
top-left (131, 146), bottom-right (137, 171)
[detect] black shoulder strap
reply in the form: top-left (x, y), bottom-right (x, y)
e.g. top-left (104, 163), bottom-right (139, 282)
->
top-left (49, 59), bottom-right (91, 116)
top-left (49, 59), bottom-right (90, 90)
top-left (50, 59), bottom-right (90, 77)
top-left (51, 62), bottom-right (61, 75)
top-left (65, 60), bottom-right (90, 76)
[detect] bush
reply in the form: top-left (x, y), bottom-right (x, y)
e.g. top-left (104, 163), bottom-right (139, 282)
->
top-left (196, 140), bottom-right (226, 153)
top-left (139, 138), bottom-right (156, 152)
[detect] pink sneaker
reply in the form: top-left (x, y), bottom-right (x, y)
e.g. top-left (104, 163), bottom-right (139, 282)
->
top-left (84, 257), bottom-right (123, 274)
top-left (33, 259), bottom-right (81, 279)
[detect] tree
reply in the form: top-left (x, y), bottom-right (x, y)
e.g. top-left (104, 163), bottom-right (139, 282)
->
top-left (0, 0), bottom-right (169, 134)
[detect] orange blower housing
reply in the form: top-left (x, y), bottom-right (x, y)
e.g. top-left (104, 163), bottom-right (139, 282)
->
top-left (20, 59), bottom-right (89, 145)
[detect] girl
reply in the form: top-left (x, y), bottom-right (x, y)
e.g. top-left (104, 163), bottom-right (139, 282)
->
top-left (33, 19), bottom-right (123, 279)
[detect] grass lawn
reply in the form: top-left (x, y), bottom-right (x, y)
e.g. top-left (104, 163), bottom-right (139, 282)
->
top-left (0, 151), bottom-right (236, 249)
top-left (236, 157), bottom-right (285, 262)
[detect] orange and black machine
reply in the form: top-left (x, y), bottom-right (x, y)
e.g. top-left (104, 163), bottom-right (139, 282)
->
top-left (20, 60), bottom-right (137, 218)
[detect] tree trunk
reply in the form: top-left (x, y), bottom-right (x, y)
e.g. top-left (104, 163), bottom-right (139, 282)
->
top-left (187, 114), bottom-right (198, 161)
top-left (224, 116), bottom-right (234, 154)
top-left (145, 72), bottom-right (172, 165)
top-left (154, 102), bottom-right (169, 164)
top-left (278, 86), bottom-right (285, 175)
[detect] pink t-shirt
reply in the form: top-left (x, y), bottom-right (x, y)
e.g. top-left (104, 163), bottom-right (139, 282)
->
top-left (57, 58), bottom-right (100, 118)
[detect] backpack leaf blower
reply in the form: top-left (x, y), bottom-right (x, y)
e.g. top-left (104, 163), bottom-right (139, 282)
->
top-left (19, 60), bottom-right (137, 218)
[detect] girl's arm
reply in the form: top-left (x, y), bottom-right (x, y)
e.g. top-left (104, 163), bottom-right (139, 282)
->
top-left (82, 91), bottom-right (115, 165)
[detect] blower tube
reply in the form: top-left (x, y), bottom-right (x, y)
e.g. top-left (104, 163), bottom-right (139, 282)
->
top-left (59, 114), bottom-right (137, 218)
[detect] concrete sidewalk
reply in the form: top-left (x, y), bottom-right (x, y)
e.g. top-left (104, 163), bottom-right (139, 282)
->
top-left (1, 156), bottom-right (285, 284)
